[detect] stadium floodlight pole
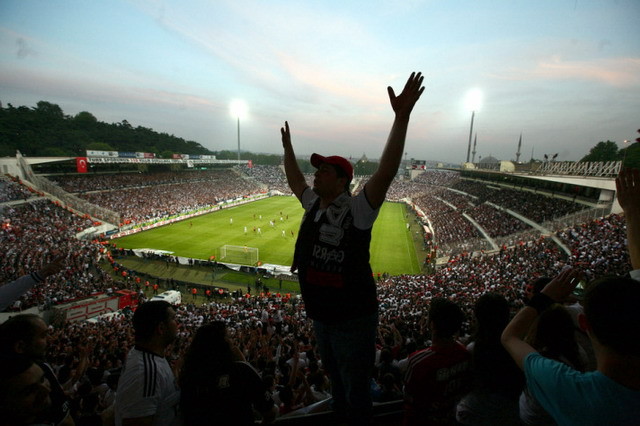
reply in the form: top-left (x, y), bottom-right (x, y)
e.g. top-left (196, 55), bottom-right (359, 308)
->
top-left (466, 111), bottom-right (475, 163)
top-left (230, 100), bottom-right (248, 161)
top-left (464, 89), bottom-right (483, 163)
top-left (236, 115), bottom-right (240, 160)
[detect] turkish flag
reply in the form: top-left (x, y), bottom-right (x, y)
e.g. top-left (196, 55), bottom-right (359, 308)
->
top-left (76, 157), bottom-right (88, 173)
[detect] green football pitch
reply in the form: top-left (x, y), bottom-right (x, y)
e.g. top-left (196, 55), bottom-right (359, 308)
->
top-left (113, 196), bottom-right (422, 275)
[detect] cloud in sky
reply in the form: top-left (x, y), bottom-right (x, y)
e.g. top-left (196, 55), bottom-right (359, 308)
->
top-left (0, 0), bottom-right (638, 163)
top-left (15, 37), bottom-right (36, 59)
top-left (530, 56), bottom-right (640, 87)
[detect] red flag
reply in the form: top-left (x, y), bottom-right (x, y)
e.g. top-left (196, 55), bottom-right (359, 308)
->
top-left (248, 159), bottom-right (253, 168)
top-left (76, 157), bottom-right (88, 173)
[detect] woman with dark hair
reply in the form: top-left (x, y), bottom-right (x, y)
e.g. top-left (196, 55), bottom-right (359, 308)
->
top-left (179, 321), bottom-right (276, 425)
top-left (456, 293), bottom-right (524, 425)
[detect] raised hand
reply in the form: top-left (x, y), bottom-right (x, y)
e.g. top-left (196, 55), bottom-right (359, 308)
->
top-left (40, 255), bottom-right (65, 278)
top-left (616, 168), bottom-right (639, 214)
top-left (281, 121), bottom-right (291, 148)
top-left (280, 120), bottom-right (307, 200)
top-left (616, 168), bottom-right (640, 269)
top-left (541, 267), bottom-right (582, 302)
top-left (387, 72), bottom-right (425, 119)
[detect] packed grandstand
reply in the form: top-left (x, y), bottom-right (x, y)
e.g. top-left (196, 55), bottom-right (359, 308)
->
top-left (0, 162), bottom-right (634, 424)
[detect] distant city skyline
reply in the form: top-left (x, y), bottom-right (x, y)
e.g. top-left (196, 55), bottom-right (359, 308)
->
top-left (1, 0), bottom-right (638, 164)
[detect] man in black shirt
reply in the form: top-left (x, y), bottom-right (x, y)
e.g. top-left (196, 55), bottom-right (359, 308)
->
top-left (281, 72), bottom-right (425, 424)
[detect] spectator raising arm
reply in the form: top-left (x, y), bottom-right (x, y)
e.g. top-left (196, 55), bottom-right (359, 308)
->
top-left (0, 256), bottom-right (65, 312)
top-left (281, 121), bottom-right (308, 201)
top-left (616, 168), bottom-right (640, 270)
top-left (365, 72), bottom-right (425, 209)
top-left (501, 267), bottom-right (581, 369)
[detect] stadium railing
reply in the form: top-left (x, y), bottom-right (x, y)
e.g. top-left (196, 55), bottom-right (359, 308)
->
top-left (17, 153), bottom-right (121, 225)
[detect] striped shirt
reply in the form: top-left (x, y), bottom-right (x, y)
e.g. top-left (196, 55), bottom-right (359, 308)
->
top-left (115, 347), bottom-right (180, 426)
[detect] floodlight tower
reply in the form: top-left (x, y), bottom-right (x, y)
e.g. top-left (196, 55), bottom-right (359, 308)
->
top-left (464, 89), bottom-right (483, 163)
top-left (230, 100), bottom-right (248, 160)
top-left (471, 133), bottom-right (477, 163)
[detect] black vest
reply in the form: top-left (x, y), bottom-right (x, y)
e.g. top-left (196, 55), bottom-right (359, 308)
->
top-left (293, 195), bottom-right (377, 323)
top-left (38, 361), bottom-right (71, 425)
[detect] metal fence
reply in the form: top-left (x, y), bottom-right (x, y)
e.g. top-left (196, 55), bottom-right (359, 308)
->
top-left (17, 152), bottom-right (121, 225)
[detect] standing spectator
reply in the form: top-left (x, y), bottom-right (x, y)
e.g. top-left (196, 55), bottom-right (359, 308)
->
top-left (456, 293), bottom-right (524, 425)
top-left (179, 321), bottom-right (276, 425)
top-left (114, 301), bottom-right (180, 426)
top-left (404, 298), bottom-right (472, 426)
top-left (281, 71), bottom-right (424, 424)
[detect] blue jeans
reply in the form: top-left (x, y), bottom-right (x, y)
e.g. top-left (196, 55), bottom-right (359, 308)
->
top-left (313, 312), bottom-right (378, 425)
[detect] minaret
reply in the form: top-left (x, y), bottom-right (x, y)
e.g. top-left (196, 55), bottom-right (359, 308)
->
top-left (515, 133), bottom-right (522, 163)
top-left (471, 133), bottom-right (477, 163)
top-left (466, 111), bottom-right (475, 163)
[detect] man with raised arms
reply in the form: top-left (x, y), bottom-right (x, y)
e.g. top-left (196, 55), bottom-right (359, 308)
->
top-left (281, 72), bottom-right (425, 424)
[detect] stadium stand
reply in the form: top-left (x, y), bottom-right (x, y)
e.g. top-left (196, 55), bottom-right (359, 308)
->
top-left (1, 165), bottom-right (635, 425)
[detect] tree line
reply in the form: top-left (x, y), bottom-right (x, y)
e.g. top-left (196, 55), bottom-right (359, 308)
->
top-left (580, 138), bottom-right (639, 169)
top-left (0, 100), bottom-right (637, 169)
top-left (0, 101), bottom-right (214, 159)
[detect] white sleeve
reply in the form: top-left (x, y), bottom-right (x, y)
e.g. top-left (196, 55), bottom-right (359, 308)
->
top-left (115, 356), bottom-right (159, 423)
top-left (631, 269), bottom-right (640, 281)
top-left (300, 187), bottom-right (318, 212)
top-left (350, 190), bottom-right (380, 230)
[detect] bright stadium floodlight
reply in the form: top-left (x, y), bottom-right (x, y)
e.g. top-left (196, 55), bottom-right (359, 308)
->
top-left (464, 89), bottom-right (483, 163)
top-left (230, 100), bottom-right (248, 160)
top-left (465, 89), bottom-right (483, 112)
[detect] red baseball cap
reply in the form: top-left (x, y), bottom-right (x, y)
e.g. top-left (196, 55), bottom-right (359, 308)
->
top-left (310, 153), bottom-right (353, 181)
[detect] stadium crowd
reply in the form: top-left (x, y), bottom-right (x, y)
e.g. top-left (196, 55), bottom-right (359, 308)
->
top-left (0, 166), bottom-right (623, 313)
top-left (467, 204), bottom-right (532, 238)
top-left (360, 170), bottom-right (581, 257)
top-left (69, 171), bottom-right (263, 224)
top-left (50, 170), bottom-right (242, 194)
top-left (419, 194), bottom-right (484, 250)
top-left (237, 165), bottom-right (291, 194)
top-left (0, 175), bottom-right (34, 203)
top-left (434, 189), bottom-right (475, 210)
top-left (2, 206), bottom-right (634, 424)
top-left (451, 179), bottom-right (586, 224)
top-left (0, 199), bottom-right (120, 311)
top-left (1, 166), bottom-right (637, 425)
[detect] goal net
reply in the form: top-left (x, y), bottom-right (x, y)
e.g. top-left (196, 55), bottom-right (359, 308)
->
top-left (219, 245), bottom-right (259, 265)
